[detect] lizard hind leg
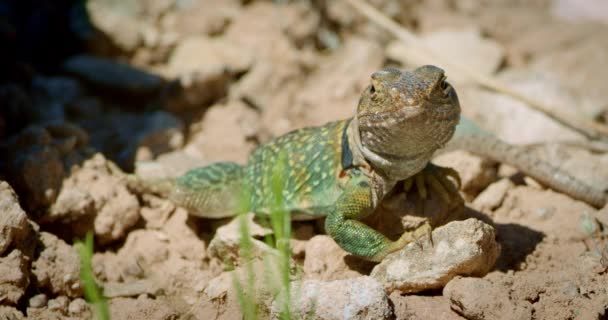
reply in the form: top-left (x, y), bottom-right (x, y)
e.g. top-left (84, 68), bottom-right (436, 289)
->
top-left (170, 162), bottom-right (245, 218)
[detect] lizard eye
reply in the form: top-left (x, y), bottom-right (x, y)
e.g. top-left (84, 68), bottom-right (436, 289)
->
top-left (439, 79), bottom-right (450, 97)
top-left (370, 85), bottom-right (376, 94)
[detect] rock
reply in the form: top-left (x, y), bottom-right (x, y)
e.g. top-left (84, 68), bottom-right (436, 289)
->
top-left (4, 122), bottom-right (94, 212)
top-left (2, 79), bottom-right (77, 127)
top-left (27, 295), bottom-right (86, 320)
top-left (31, 232), bottom-right (82, 298)
top-left (8, 141), bottom-right (64, 211)
top-left (29, 293), bottom-right (48, 308)
top-left (184, 100), bottom-right (259, 163)
top-left (7, 122), bottom-right (91, 182)
top-left (472, 178), bottom-right (515, 211)
top-left (81, 111), bottom-right (183, 170)
top-left (134, 150), bottom-right (203, 181)
top-left (597, 205), bottom-right (608, 229)
top-left (552, 0), bottom-right (608, 24)
top-left (45, 122), bottom-right (90, 150)
top-left (109, 296), bottom-right (180, 320)
top-left (386, 27), bottom-right (504, 85)
top-left (103, 279), bottom-right (164, 298)
top-left (0, 250), bottom-right (30, 305)
top-left (86, 0), bottom-right (174, 53)
top-left (47, 296), bottom-right (69, 312)
top-left (68, 298), bottom-right (90, 317)
top-left (171, 0), bottom-right (241, 36)
top-left (93, 207), bottom-right (209, 292)
top-left (166, 36), bottom-right (252, 77)
top-left (205, 258), bottom-right (286, 318)
top-left (434, 151), bottom-right (498, 197)
top-left (389, 293), bottom-right (464, 320)
top-left (48, 188), bottom-right (96, 224)
top-left (444, 277), bottom-right (532, 320)
top-left (272, 276), bottom-right (392, 320)
top-left (505, 20), bottom-right (596, 67)
top-left (458, 86), bottom-right (584, 146)
top-left (50, 154), bottom-right (140, 242)
top-left (154, 256), bottom-right (214, 304)
top-left (63, 55), bottom-right (164, 95)
top-left (303, 235), bottom-right (370, 281)
top-left (0, 306), bottom-right (25, 319)
top-left (224, 2), bottom-right (301, 64)
top-left (86, 0), bottom-right (143, 51)
top-left (31, 76), bottom-right (82, 105)
top-left (162, 36), bottom-right (253, 111)
top-left (94, 229), bottom-right (169, 283)
top-left (0, 181), bottom-right (30, 255)
top-left (371, 219), bottom-right (500, 293)
top-left (203, 272), bottom-right (232, 301)
top-left (161, 207), bottom-right (207, 262)
top-left (139, 194), bottom-right (175, 230)
top-left (531, 32), bottom-right (608, 111)
top-left (499, 69), bottom-right (597, 132)
top-left (280, 1), bottom-right (320, 45)
top-left (231, 61), bottom-right (302, 136)
top-left (131, 111), bottom-right (184, 163)
top-left (207, 213), bottom-right (274, 263)
top-left (27, 76), bottom-right (83, 124)
top-left (162, 67), bottom-right (231, 112)
top-left (291, 36), bottom-right (384, 129)
top-left (225, 2), bottom-right (307, 134)
top-left (415, 9), bottom-right (478, 34)
top-left (476, 6), bottom-right (551, 46)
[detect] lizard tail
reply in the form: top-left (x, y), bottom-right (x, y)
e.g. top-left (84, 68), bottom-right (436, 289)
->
top-left (169, 162), bottom-right (245, 218)
top-left (449, 133), bottom-right (607, 208)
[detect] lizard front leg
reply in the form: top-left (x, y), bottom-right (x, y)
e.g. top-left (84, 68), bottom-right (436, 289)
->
top-left (325, 175), bottom-right (431, 262)
top-left (404, 163), bottom-right (461, 203)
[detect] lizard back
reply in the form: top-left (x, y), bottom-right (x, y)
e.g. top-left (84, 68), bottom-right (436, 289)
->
top-left (244, 120), bottom-right (350, 219)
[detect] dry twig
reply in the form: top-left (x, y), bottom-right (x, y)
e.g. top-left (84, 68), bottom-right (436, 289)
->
top-left (344, 0), bottom-right (608, 139)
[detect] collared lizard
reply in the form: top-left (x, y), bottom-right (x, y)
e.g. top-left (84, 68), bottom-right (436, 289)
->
top-left (129, 65), bottom-right (607, 262)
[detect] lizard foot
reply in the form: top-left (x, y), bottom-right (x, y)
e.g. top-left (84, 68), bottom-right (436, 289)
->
top-left (390, 220), bottom-right (433, 254)
top-left (404, 163), bottom-right (461, 204)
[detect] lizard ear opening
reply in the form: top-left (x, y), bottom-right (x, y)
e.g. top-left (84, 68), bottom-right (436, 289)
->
top-left (370, 84), bottom-right (376, 94)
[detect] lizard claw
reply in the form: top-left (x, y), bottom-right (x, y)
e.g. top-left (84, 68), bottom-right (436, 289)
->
top-left (414, 221), bottom-right (433, 250)
top-left (398, 220), bottom-right (433, 251)
top-left (404, 163), bottom-right (461, 204)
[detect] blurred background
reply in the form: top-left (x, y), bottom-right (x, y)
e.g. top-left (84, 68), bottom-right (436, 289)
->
top-left (1, 1), bottom-right (608, 319)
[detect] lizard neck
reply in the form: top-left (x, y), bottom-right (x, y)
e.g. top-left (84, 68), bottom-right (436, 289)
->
top-left (348, 116), bottom-right (433, 181)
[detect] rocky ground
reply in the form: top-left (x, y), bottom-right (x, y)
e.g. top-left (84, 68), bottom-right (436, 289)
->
top-left (1, 0), bottom-right (608, 319)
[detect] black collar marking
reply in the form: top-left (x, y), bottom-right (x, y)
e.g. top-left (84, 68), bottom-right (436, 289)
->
top-left (341, 120), bottom-right (354, 170)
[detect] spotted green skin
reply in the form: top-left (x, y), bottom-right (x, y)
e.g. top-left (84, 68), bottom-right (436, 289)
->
top-left (245, 120), bottom-right (349, 218)
top-left (171, 119), bottom-right (401, 260)
top-left (174, 120), bottom-right (358, 218)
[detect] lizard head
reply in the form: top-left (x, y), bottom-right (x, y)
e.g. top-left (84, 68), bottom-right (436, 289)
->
top-left (355, 65), bottom-right (460, 162)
